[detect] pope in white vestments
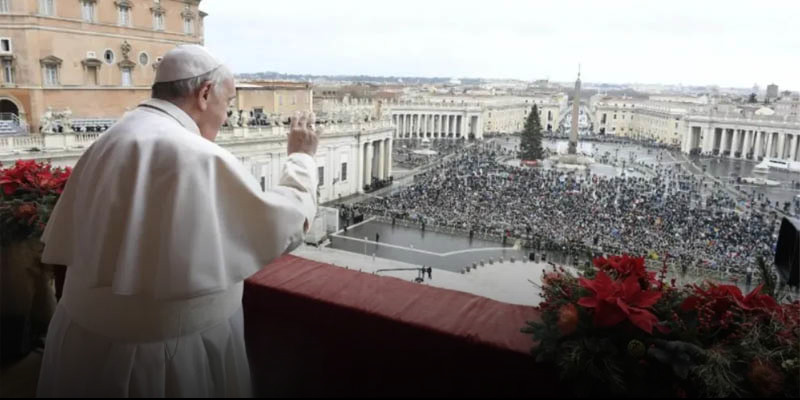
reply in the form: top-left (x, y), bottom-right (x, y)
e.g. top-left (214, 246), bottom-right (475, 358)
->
top-left (36, 45), bottom-right (318, 397)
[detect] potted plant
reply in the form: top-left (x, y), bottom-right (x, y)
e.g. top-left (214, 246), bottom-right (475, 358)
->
top-left (0, 160), bottom-right (71, 363)
top-left (524, 255), bottom-right (799, 397)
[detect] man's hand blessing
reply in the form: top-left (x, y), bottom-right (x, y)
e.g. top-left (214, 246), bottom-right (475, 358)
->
top-left (288, 111), bottom-right (319, 157)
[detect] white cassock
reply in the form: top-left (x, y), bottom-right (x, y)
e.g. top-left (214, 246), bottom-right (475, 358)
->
top-left (36, 99), bottom-right (317, 397)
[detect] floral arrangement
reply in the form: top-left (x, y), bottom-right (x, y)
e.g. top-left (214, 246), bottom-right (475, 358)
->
top-left (0, 160), bottom-right (71, 244)
top-left (523, 255), bottom-right (799, 397)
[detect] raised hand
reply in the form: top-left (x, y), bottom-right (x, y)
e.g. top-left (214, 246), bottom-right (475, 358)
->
top-left (287, 111), bottom-right (319, 157)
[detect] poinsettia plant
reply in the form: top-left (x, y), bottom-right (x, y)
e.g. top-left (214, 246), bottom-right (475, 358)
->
top-left (0, 160), bottom-right (72, 244)
top-left (524, 254), bottom-right (799, 398)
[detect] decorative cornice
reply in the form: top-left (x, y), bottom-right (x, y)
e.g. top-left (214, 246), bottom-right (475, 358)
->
top-left (114, 0), bottom-right (133, 8)
top-left (81, 58), bottom-right (102, 68)
top-left (39, 55), bottom-right (63, 66)
top-left (150, 4), bottom-right (166, 15)
top-left (118, 59), bottom-right (136, 69)
top-left (181, 5), bottom-right (196, 20)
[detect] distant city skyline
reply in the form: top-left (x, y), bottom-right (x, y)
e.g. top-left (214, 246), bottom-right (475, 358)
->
top-left (202, 0), bottom-right (800, 91)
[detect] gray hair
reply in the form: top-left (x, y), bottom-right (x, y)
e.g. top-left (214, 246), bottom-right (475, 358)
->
top-left (151, 65), bottom-right (233, 102)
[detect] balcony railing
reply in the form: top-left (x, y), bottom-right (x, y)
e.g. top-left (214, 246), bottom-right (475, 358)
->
top-left (0, 120), bottom-right (396, 155)
top-left (243, 254), bottom-right (559, 397)
top-left (0, 113), bottom-right (28, 135)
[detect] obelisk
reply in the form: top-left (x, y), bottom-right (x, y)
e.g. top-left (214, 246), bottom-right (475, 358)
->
top-left (568, 66), bottom-right (581, 155)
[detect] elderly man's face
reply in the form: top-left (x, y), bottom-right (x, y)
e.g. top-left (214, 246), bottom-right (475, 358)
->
top-left (197, 77), bottom-right (236, 141)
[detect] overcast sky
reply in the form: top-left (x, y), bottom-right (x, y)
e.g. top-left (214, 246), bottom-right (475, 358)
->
top-left (202, 0), bottom-right (799, 90)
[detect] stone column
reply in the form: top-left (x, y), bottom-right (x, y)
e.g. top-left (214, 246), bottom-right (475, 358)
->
top-left (364, 142), bottom-right (373, 187)
top-left (778, 133), bottom-right (787, 160)
top-left (752, 130), bottom-right (758, 157)
top-left (357, 141), bottom-right (364, 192)
top-left (376, 140), bottom-right (384, 179)
top-left (405, 114), bottom-right (410, 137)
top-left (765, 132), bottom-right (774, 159)
top-left (719, 128), bottom-right (730, 156)
top-left (702, 126), bottom-right (714, 154)
top-left (790, 134), bottom-right (798, 162)
top-left (742, 129), bottom-right (748, 158)
top-left (754, 131), bottom-right (763, 160)
top-left (398, 114), bottom-right (403, 137)
top-left (384, 138), bottom-right (392, 178)
top-left (731, 129), bottom-right (740, 158)
top-left (681, 126), bottom-right (691, 153)
top-left (742, 130), bottom-right (752, 158)
top-left (427, 114), bottom-right (432, 138)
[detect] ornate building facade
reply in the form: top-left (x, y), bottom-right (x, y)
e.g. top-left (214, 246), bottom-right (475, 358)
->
top-left (0, 118), bottom-right (394, 203)
top-left (0, 0), bottom-right (206, 133)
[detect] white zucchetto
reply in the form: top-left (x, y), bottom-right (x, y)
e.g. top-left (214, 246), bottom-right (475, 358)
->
top-left (154, 44), bottom-right (223, 83)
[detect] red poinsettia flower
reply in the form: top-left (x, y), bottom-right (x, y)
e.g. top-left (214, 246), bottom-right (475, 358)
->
top-left (740, 284), bottom-right (780, 312)
top-left (1, 160), bottom-right (72, 242)
top-left (681, 283), bottom-right (780, 315)
top-left (1, 181), bottom-right (17, 195)
top-left (0, 160), bottom-right (71, 197)
top-left (593, 254), bottom-right (656, 285)
top-left (577, 270), bottom-right (665, 334)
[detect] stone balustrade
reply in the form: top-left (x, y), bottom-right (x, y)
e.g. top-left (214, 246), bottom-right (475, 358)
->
top-left (0, 120), bottom-right (396, 155)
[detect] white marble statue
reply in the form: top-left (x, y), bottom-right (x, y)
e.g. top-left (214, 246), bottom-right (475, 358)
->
top-left (40, 107), bottom-right (57, 133)
top-left (226, 107), bottom-right (240, 127)
top-left (59, 108), bottom-right (74, 133)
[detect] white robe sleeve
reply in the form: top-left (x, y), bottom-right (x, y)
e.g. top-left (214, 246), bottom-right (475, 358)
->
top-left (273, 153), bottom-right (318, 233)
top-left (140, 150), bottom-right (318, 298)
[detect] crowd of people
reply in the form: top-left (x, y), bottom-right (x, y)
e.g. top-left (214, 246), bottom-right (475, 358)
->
top-left (37, 124), bottom-right (111, 134)
top-left (392, 139), bottom-right (466, 171)
top-left (349, 145), bottom-right (780, 277)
